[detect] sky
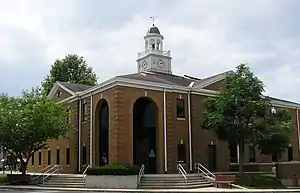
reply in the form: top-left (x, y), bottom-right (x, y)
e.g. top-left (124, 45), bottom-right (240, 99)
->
top-left (0, 0), bottom-right (300, 102)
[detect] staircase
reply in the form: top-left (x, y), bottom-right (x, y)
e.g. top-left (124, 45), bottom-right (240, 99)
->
top-left (39, 174), bottom-right (85, 188)
top-left (139, 174), bottom-right (213, 189)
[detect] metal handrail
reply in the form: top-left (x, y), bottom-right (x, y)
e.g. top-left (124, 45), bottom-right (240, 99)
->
top-left (137, 164), bottom-right (145, 188)
top-left (82, 164), bottom-right (91, 186)
top-left (177, 163), bottom-right (187, 183)
top-left (42, 164), bottom-right (62, 184)
top-left (195, 163), bottom-right (215, 180)
top-left (30, 165), bottom-right (54, 180)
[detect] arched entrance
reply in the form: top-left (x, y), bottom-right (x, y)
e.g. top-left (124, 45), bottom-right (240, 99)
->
top-left (133, 97), bottom-right (158, 174)
top-left (95, 99), bottom-right (109, 166)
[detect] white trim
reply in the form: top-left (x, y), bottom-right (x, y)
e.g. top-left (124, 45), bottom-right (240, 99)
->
top-left (163, 89), bottom-right (167, 173)
top-left (188, 90), bottom-right (193, 171)
top-left (48, 82), bottom-right (75, 98)
top-left (297, 108), bottom-right (300, 153)
top-left (193, 71), bottom-right (231, 89)
top-left (89, 92), bottom-right (93, 166)
top-left (78, 98), bottom-right (82, 172)
top-left (55, 76), bottom-right (300, 109)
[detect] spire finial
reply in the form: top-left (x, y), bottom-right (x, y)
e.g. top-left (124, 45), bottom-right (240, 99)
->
top-left (150, 16), bottom-right (156, 26)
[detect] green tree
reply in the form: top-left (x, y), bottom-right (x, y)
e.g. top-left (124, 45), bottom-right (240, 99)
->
top-left (0, 88), bottom-right (71, 174)
top-left (41, 54), bottom-right (98, 96)
top-left (255, 108), bottom-right (293, 160)
top-left (201, 63), bottom-right (293, 177)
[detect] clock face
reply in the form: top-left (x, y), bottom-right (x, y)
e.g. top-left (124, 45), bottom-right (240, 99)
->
top-left (142, 60), bottom-right (147, 69)
top-left (158, 60), bottom-right (164, 68)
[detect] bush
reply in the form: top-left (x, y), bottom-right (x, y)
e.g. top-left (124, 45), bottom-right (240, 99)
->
top-left (87, 164), bottom-right (139, 175)
top-left (0, 174), bottom-right (8, 183)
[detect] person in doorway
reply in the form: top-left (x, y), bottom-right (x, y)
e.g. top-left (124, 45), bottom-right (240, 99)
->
top-left (101, 153), bottom-right (108, 166)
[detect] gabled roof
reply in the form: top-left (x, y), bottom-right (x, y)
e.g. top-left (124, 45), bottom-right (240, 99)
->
top-left (58, 82), bottom-right (92, 92)
top-left (47, 81), bottom-right (92, 98)
top-left (117, 71), bottom-right (192, 87)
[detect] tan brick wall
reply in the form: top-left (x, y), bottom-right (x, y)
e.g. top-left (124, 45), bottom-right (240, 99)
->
top-left (31, 83), bottom-right (300, 174)
top-left (27, 99), bottom-right (79, 173)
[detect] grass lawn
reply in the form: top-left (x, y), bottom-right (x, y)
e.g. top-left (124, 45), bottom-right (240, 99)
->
top-left (235, 173), bottom-right (284, 189)
top-left (0, 174), bottom-right (8, 183)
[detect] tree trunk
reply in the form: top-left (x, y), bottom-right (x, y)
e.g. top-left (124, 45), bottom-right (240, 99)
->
top-left (238, 142), bottom-right (244, 178)
top-left (20, 160), bottom-right (27, 175)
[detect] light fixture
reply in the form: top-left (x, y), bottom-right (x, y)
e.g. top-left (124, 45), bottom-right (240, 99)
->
top-left (271, 106), bottom-right (277, 114)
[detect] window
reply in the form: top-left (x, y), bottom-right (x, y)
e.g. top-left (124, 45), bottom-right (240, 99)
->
top-left (38, 151), bottom-right (42, 166)
top-left (82, 100), bottom-right (88, 122)
top-left (229, 143), bottom-right (237, 163)
top-left (176, 99), bottom-right (185, 118)
top-left (249, 145), bottom-right (256, 162)
top-left (56, 148), bottom-right (60, 165)
top-left (57, 90), bottom-right (61, 98)
top-left (288, 145), bottom-right (293, 161)
top-left (82, 145), bottom-right (87, 165)
top-left (47, 149), bottom-right (51, 165)
top-left (272, 153), bottom-right (278, 162)
top-left (67, 106), bottom-right (71, 124)
top-left (66, 147), bottom-right (70, 165)
top-left (31, 154), bottom-right (35, 166)
top-left (177, 143), bottom-right (186, 163)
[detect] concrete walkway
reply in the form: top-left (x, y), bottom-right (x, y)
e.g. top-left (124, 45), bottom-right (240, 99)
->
top-left (1, 185), bottom-right (300, 192)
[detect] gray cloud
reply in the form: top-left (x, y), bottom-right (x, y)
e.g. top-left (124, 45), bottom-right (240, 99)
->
top-left (0, 0), bottom-right (300, 103)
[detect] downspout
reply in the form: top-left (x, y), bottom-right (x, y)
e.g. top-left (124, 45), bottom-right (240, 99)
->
top-left (296, 108), bottom-right (300, 154)
top-left (163, 88), bottom-right (167, 173)
top-left (78, 97), bottom-right (82, 172)
top-left (188, 82), bottom-right (194, 172)
top-left (90, 92), bottom-right (93, 165)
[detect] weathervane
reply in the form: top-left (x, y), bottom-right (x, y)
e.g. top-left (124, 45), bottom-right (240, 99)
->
top-left (150, 16), bottom-right (157, 26)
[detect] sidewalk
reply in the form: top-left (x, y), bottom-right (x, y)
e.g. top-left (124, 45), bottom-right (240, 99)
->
top-left (1, 185), bottom-right (300, 192)
top-left (0, 185), bottom-right (246, 192)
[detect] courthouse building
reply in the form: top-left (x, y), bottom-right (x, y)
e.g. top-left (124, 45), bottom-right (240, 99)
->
top-left (28, 25), bottom-right (300, 174)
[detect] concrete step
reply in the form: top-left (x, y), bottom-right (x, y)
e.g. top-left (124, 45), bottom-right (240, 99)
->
top-left (140, 180), bottom-right (210, 186)
top-left (139, 183), bottom-right (213, 189)
top-left (39, 183), bottom-right (85, 188)
top-left (142, 177), bottom-right (206, 182)
top-left (45, 179), bottom-right (85, 183)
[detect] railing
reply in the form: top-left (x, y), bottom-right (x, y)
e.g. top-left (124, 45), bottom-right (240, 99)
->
top-left (177, 163), bottom-right (187, 183)
top-left (42, 164), bottom-right (62, 184)
top-left (195, 163), bottom-right (215, 181)
top-left (82, 164), bottom-right (91, 186)
top-left (30, 165), bottom-right (54, 181)
top-left (137, 164), bottom-right (145, 188)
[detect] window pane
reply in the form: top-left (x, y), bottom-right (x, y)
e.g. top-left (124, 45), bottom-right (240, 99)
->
top-left (47, 150), bottom-right (51, 165)
top-left (31, 154), bottom-right (35, 166)
top-left (66, 148), bottom-right (70, 165)
top-left (176, 99), bottom-right (185, 118)
top-left (249, 145), bottom-right (256, 162)
top-left (82, 146), bottom-right (87, 165)
top-left (56, 149), bottom-right (60, 165)
top-left (38, 151), bottom-right (42, 166)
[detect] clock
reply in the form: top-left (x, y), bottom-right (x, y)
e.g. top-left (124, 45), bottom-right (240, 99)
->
top-left (158, 60), bottom-right (164, 68)
top-left (142, 60), bottom-right (148, 69)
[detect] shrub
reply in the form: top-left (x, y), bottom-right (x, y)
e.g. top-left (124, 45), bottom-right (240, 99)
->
top-left (0, 174), bottom-right (8, 183)
top-left (87, 164), bottom-right (139, 175)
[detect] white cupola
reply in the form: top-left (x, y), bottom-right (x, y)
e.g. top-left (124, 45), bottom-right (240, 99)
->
top-left (137, 24), bottom-right (172, 74)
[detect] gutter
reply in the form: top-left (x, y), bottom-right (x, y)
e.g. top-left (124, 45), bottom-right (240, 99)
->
top-left (297, 108), bottom-right (300, 154)
top-left (78, 97), bottom-right (82, 172)
top-left (163, 88), bottom-right (167, 173)
top-left (188, 82), bottom-right (194, 172)
top-left (89, 92), bottom-right (93, 166)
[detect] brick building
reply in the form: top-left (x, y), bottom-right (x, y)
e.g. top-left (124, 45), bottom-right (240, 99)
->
top-left (27, 25), bottom-right (300, 174)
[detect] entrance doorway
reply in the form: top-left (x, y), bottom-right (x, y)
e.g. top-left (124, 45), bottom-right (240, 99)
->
top-left (133, 97), bottom-right (158, 174)
top-left (95, 99), bottom-right (109, 166)
top-left (207, 144), bottom-right (216, 172)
